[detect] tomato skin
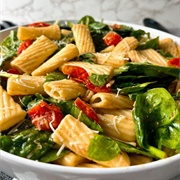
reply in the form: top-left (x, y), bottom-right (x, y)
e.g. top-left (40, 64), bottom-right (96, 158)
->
top-left (7, 68), bottom-right (20, 75)
top-left (103, 31), bottom-right (122, 46)
top-left (18, 39), bottom-right (33, 55)
top-left (28, 22), bottom-right (50, 27)
top-left (62, 65), bottom-right (111, 93)
top-left (75, 97), bottom-right (100, 124)
top-left (28, 101), bottom-right (64, 131)
top-left (168, 56), bottom-right (180, 67)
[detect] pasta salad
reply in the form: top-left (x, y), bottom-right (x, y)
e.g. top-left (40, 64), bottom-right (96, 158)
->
top-left (0, 15), bottom-right (180, 168)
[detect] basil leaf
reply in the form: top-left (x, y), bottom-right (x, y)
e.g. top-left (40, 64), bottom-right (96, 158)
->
top-left (89, 74), bottom-right (109, 87)
top-left (45, 71), bottom-right (67, 82)
top-left (88, 134), bottom-right (121, 161)
top-left (79, 53), bottom-right (96, 63)
top-left (78, 15), bottom-right (95, 26)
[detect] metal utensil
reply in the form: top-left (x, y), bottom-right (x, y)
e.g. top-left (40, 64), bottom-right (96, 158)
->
top-left (0, 20), bottom-right (17, 30)
top-left (143, 18), bottom-right (170, 33)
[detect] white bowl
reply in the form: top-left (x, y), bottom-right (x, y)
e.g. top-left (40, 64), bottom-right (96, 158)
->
top-left (0, 20), bottom-right (180, 180)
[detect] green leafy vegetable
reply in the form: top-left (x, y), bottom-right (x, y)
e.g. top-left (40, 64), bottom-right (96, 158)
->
top-left (88, 74), bottom-right (109, 87)
top-left (0, 127), bottom-right (55, 160)
top-left (79, 53), bottom-right (96, 63)
top-left (45, 71), bottom-right (67, 82)
top-left (0, 30), bottom-right (20, 67)
top-left (88, 134), bottom-right (120, 161)
top-left (133, 88), bottom-right (180, 159)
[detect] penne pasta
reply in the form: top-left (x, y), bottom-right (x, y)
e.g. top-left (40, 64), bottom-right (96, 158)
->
top-left (129, 154), bottom-right (153, 165)
top-left (159, 38), bottom-right (179, 57)
top-left (72, 24), bottom-right (95, 54)
top-left (43, 79), bottom-right (87, 100)
top-left (7, 75), bottom-right (46, 96)
top-left (17, 24), bottom-right (61, 40)
top-left (0, 86), bottom-right (26, 132)
top-left (90, 93), bottom-right (134, 109)
top-left (97, 113), bottom-right (136, 142)
top-left (53, 114), bottom-right (130, 167)
top-left (31, 44), bottom-right (79, 76)
top-left (112, 37), bottom-right (139, 54)
top-left (11, 35), bottom-right (58, 74)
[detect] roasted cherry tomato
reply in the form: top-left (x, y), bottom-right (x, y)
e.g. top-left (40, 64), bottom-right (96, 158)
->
top-left (62, 65), bottom-right (111, 93)
top-left (28, 22), bottom-right (50, 27)
top-left (62, 65), bottom-right (88, 84)
top-left (103, 31), bottom-right (122, 46)
top-left (7, 68), bottom-right (20, 74)
top-left (75, 97), bottom-right (100, 124)
top-left (28, 101), bottom-right (64, 131)
top-left (168, 56), bottom-right (180, 67)
top-left (18, 39), bottom-right (33, 55)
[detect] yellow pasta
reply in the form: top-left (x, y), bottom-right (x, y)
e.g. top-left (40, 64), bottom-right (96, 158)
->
top-left (11, 35), bottom-right (58, 74)
top-left (112, 37), bottom-right (139, 54)
top-left (129, 154), bottom-right (153, 165)
top-left (97, 113), bottom-right (136, 142)
top-left (159, 38), bottom-right (179, 57)
top-left (43, 79), bottom-right (87, 100)
top-left (177, 44), bottom-right (180, 55)
top-left (95, 52), bottom-right (129, 68)
top-left (90, 92), bottom-right (134, 109)
top-left (128, 49), bottom-right (168, 66)
top-left (7, 75), bottom-right (46, 96)
top-left (100, 45), bottom-right (115, 53)
top-left (31, 44), bottom-right (79, 76)
top-left (54, 151), bottom-right (87, 167)
top-left (17, 24), bottom-right (61, 40)
top-left (77, 163), bottom-right (106, 168)
top-left (0, 86), bottom-right (26, 132)
top-left (53, 114), bottom-right (130, 167)
top-left (72, 24), bottom-right (95, 54)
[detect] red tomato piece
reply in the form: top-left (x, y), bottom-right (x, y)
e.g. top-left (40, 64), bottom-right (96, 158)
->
top-left (28, 22), bottom-right (50, 27)
top-left (75, 97), bottom-right (100, 124)
top-left (28, 101), bottom-right (64, 131)
top-left (168, 56), bottom-right (180, 67)
top-left (62, 65), bottom-right (89, 84)
top-left (7, 68), bottom-right (20, 75)
top-left (18, 39), bottom-right (33, 55)
top-left (103, 31), bottom-right (122, 46)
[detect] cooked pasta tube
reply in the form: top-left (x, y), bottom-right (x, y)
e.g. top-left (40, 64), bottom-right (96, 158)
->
top-left (90, 93), bottom-right (134, 109)
top-left (31, 44), bottom-right (79, 76)
top-left (72, 24), bottom-right (95, 54)
top-left (100, 45), bottom-right (115, 53)
top-left (96, 108), bottom-right (133, 120)
top-left (112, 37), bottom-right (139, 54)
top-left (61, 29), bottom-right (72, 37)
top-left (53, 114), bottom-right (130, 167)
top-left (97, 114), bottom-right (136, 142)
top-left (77, 163), bottom-right (106, 168)
top-left (43, 79), bottom-right (87, 100)
top-left (54, 151), bottom-right (87, 167)
top-left (177, 44), bottom-right (180, 55)
top-left (129, 154), bottom-right (153, 165)
top-left (0, 86), bottom-right (26, 132)
top-left (17, 24), bottom-right (61, 40)
top-left (61, 61), bottom-right (114, 81)
top-left (7, 75), bottom-right (46, 96)
top-left (128, 49), bottom-right (168, 66)
top-left (159, 38), bottom-right (179, 57)
top-left (94, 52), bottom-right (129, 68)
top-left (11, 35), bottom-right (58, 74)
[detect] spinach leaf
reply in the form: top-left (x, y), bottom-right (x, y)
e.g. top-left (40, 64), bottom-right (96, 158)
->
top-left (45, 71), bottom-right (67, 82)
top-left (78, 15), bottom-right (95, 26)
top-left (133, 88), bottom-right (180, 159)
top-left (88, 134), bottom-right (120, 161)
top-left (88, 74), bottom-right (109, 87)
top-left (79, 52), bottom-right (96, 63)
top-left (0, 30), bottom-right (20, 67)
top-left (136, 36), bottom-right (159, 50)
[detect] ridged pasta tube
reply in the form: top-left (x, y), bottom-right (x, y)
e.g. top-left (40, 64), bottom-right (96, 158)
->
top-left (43, 79), bottom-right (87, 100)
top-left (90, 93), bottom-right (134, 109)
top-left (53, 114), bottom-right (130, 167)
top-left (159, 38), bottom-right (179, 57)
top-left (97, 114), bottom-right (136, 142)
top-left (112, 37), bottom-right (139, 54)
top-left (72, 24), bottom-right (95, 54)
top-left (129, 154), bottom-right (153, 165)
top-left (17, 24), bottom-right (61, 40)
top-left (11, 35), bottom-right (58, 74)
top-left (0, 86), bottom-right (26, 132)
top-left (32, 44), bottom-right (79, 76)
top-left (7, 75), bottom-right (46, 96)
